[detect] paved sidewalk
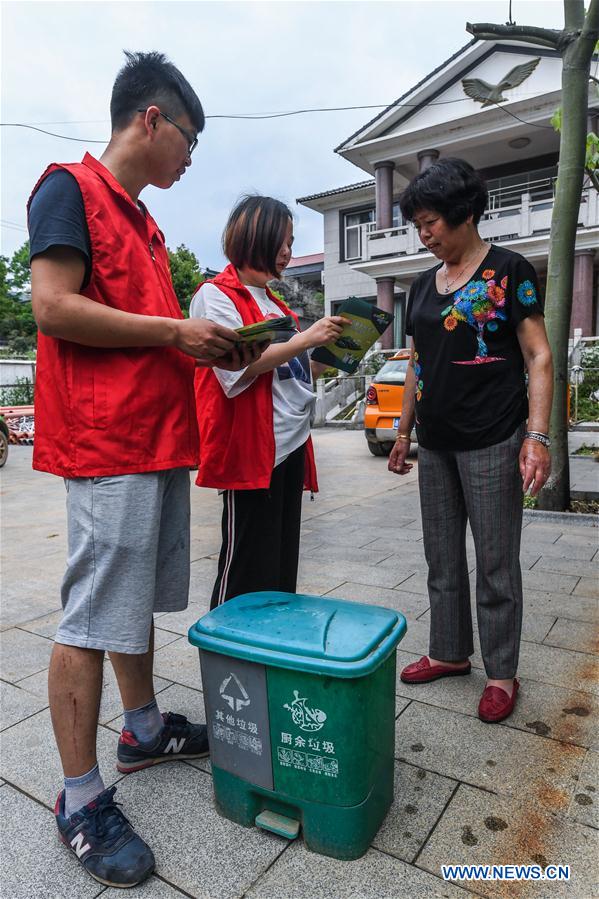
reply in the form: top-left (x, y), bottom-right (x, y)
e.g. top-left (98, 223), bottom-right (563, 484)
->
top-left (1, 432), bottom-right (598, 899)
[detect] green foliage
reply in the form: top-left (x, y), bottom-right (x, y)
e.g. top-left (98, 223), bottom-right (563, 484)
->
top-left (570, 345), bottom-right (599, 422)
top-left (362, 351), bottom-right (389, 375)
top-left (167, 244), bottom-right (205, 317)
top-left (268, 287), bottom-right (288, 307)
top-left (0, 242), bottom-right (37, 355)
top-left (551, 106), bottom-right (599, 189)
top-left (550, 107), bottom-right (562, 131)
top-left (0, 376), bottom-right (34, 405)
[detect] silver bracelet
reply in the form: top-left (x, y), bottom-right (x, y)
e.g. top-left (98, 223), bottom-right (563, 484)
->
top-left (524, 430), bottom-right (550, 448)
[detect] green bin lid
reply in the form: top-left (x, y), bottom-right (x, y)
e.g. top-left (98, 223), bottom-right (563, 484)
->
top-left (188, 591), bottom-right (407, 678)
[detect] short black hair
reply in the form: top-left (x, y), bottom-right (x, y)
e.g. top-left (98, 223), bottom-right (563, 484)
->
top-left (223, 195), bottom-right (293, 276)
top-left (110, 50), bottom-right (205, 133)
top-left (399, 158), bottom-right (488, 227)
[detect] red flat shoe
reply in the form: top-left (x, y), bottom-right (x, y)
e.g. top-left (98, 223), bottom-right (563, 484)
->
top-left (400, 656), bottom-right (471, 684)
top-left (478, 679), bottom-right (520, 723)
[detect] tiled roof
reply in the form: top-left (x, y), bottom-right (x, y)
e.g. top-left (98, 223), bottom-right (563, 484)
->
top-left (286, 253), bottom-right (324, 267)
top-left (296, 180), bottom-right (375, 203)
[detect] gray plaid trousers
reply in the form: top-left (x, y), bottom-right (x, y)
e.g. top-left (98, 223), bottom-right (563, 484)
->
top-left (417, 424), bottom-right (525, 679)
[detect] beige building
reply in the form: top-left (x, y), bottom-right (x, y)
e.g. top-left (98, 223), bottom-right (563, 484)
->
top-left (298, 38), bottom-right (599, 349)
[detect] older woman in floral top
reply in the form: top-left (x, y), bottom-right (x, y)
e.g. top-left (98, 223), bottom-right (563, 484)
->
top-left (389, 158), bottom-right (553, 723)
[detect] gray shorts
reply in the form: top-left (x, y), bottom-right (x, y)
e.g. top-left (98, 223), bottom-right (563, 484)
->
top-left (56, 468), bottom-right (191, 655)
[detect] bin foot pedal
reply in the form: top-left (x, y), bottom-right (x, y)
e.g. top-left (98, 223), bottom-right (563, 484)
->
top-left (255, 810), bottom-right (300, 839)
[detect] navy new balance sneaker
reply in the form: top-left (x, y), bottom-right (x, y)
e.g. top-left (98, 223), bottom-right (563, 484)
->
top-left (117, 712), bottom-right (209, 773)
top-left (55, 786), bottom-right (155, 888)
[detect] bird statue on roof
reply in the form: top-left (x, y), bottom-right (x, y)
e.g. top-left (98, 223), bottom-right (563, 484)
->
top-left (462, 57), bottom-right (540, 107)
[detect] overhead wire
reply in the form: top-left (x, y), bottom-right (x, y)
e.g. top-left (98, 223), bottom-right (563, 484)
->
top-left (1, 219), bottom-right (28, 232)
top-left (1, 91), bottom-right (558, 143)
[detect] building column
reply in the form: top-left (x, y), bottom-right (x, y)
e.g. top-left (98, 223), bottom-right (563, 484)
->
top-left (417, 148), bottom-right (440, 172)
top-left (375, 161), bottom-right (395, 230)
top-left (571, 251), bottom-right (594, 336)
top-left (376, 277), bottom-right (395, 349)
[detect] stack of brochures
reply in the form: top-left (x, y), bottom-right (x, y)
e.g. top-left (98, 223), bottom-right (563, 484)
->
top-left (235, 315), bottom-right (296, 344)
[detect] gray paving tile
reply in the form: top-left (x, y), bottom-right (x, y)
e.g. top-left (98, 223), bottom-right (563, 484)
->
top-left (396, 669), bottom-right (598, 749)
top-left (417, 606), bottom-right (557, 647)
top-left (372, 761), bottom-right (457, 863)
top-left (154, 602), bottom-right (208, 637)
top-left (297, 558), bottom-right (403, 590)
top-left (529, 541), bottom-right (597, 561)
top-left (519, 552), bottom-right (543, 571)
top-left (520, 523), bottom-right (563, 543)
top-left (186, 559), bottom-right (218, 604)
top-left (522, 569), bottom-right (580, 595)
top-left (151, 627), bottom-right (182, 650)
top-left (0, 680), bottom-right (48, 730)
top-left (247, 840), bottom-right (466, 898)
top-left (515, 640), bottom-right (598, 695)
top-left (189, 538), bottom-right (222, 561)
top-left (0, 710), bottom-right (121, 807)
top-left (295, 578), bottom-right (347, 596)
top-left (417, 783), bottom-right (598, 898)
top-left (361, 541), bottom-right (428, 563)
top-left (0, 784), bottom-right (102, 899)
top-left (567, 750), bottom-right (599, 829)
top-left (543, 618), bottom-right (599, 654)
top-left (20, 609), bottom-right (63, 638)
top-left (0, 589), bottom-right (62, 631)
top-left (555, 532), bottom-right (599, 549)
top-left (304, 543), bottom-right (396, 566)
top-left (1, 628), bottom-right (54, 682)
top-left (573, 576), bottom-right (599, 598)
top-left (322, 582), bottom-right (430, 618)
top-left (395, 703), bottom-right (585, 814)
top-left (115, 763), bottom-right (286, 898)
top-left (16, 661), bottom-right (172, 718)
top-left (393, 573), bottom-right (432, 596)
top-left (524, 588), bottom-right (598, 624)
top-left (302, 522), bottom-right (417, 549)
top-left (102, 876), bottom-right (188, 898)
top-left (152, 637), bottom-right (204, 691)
top-left (532, 556), bottom-right (599, 579)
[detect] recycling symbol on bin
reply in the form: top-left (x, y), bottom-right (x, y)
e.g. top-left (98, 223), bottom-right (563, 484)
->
top-left (284, 690), bottom-right (327, 732)
top-left (219, 673), bottom-right (251, 712)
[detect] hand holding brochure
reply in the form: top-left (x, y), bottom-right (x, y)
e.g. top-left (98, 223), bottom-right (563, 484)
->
top-left (235, 315), bottom-right (296, 345)
top-left (311, 297), bottom-right (394, 374)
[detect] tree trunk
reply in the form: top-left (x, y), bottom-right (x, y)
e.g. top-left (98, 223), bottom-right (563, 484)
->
top-left (468, 0), bottom-right (599, 510)
top-left (538, 0), bottom-right (599, 509)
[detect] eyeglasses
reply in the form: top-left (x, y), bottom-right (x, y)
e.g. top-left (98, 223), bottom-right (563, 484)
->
top-left (137, 108), bottom-right (198, 155)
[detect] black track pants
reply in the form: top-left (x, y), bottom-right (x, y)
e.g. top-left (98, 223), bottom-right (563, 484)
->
top-left (210, 443), bottom-right (306, 608)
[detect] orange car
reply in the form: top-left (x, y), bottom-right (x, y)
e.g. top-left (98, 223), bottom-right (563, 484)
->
top-left (364, 351), bottom-right (416, 456)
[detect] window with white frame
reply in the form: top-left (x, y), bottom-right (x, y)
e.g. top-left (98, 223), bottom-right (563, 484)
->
top-left (344, 209), bottom-right (375, 260)
top-left (343, 203), bottom-right (404, 261)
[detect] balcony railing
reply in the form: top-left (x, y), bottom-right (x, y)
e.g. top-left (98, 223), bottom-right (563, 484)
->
top-left (359, 181), bottom-right (599, 264)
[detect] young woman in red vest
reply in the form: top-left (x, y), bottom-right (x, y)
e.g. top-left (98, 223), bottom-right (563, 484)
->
top-left (191, 195), bottom-right (348, 607)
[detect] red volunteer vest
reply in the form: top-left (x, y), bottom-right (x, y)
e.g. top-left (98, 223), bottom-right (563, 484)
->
top-left (193, 264), bottom-right (318, 491)
top-left (27, 154), bottom-right (198, 478)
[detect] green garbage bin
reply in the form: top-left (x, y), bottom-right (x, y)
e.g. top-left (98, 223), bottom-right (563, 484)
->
top-left (188, 591), bottom-right (406, 860)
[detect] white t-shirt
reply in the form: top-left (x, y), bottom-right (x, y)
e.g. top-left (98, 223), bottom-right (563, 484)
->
top-left (190, 282), bottom-right (315, 468)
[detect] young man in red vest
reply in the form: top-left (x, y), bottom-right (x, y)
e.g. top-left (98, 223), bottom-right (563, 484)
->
top-left (28, 51), bottom-right (261, 889)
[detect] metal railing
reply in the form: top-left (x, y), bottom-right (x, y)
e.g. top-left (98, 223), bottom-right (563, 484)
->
top-left (313, 375), bottom-right (366, 426)
top-left (359, 183), bottom-right (598, 262)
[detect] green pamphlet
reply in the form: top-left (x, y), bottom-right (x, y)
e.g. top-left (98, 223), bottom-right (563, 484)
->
top-left (312, 297), bottom-right (394, 374)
